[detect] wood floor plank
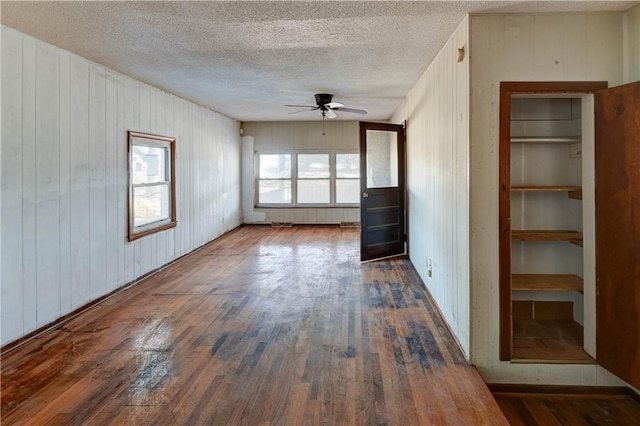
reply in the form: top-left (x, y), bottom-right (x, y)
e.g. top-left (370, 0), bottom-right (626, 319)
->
top-left (2, 225), bottom-right (507, 425)
top-left (493, 389), bottom-right (640, 426)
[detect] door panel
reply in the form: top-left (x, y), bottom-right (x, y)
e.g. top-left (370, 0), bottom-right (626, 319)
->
top-left (360, 122), bottom-right (406, 261)
top-left (595, 81), bottom-right (640, 389)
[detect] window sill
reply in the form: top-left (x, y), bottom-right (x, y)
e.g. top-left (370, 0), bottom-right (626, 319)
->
top-left (255, 204), bottom-right (360, 209)
top-left (128, 220), bottom-right (177, 242)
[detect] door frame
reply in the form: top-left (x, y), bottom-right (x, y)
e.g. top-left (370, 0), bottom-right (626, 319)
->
top-left (498, 81), bottom-right (608, 361)
top-left (359, 121), bottom-right (407, 262)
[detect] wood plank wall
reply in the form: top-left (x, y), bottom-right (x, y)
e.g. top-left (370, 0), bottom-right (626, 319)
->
top-left (389, 17), bottom-right (471, 356)
top-left (0, 26), bottom-right (242, 346)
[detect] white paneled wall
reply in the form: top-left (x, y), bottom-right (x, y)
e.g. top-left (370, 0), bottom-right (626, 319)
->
top-left (390, 17), bottom-right (471, 357)
top-left (1, 27), bottom-right (241, 345)
top-left (469, 13), bottom-right (630, 386)
top-left (624, 4), bottom-right (640, 82)
top-left (242, 121), bottom-right (360, 224)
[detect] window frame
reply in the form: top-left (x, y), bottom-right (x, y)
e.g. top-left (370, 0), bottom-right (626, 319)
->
top-left (127, 131), bottom-right (177, 241)
top-left (255, 150), bottom-right (360, 208)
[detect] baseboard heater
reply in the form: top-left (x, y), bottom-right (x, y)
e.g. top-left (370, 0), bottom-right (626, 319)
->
top-left (271, 221), bottom-right (293, 228)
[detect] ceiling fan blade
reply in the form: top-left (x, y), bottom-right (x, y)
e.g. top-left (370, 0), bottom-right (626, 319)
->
top-left (326, 102), bottom-right (344, 109)
top-left (324, 109), bottom-right (338, 119)
top-left (285, 104), bottom-right (317, 108)
top-left (288, 108), bottom-right (316, 115)
top-left (334, 107), bottom-right (367, 115)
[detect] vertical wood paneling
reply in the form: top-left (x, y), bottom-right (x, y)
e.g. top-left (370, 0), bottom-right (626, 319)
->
top-left (623, 4), bottom-right (640, 83)
top-left (105, 71), bottom-right (119, 291)
top-left (22, 35), bottom-right (38, 331)
top-left (122, 77), bottom-right (137, 284)
top-left (59, 50), bottom-right (72, 312)
top-left (1, 27), bottom-right (241, 346)
top-left (69, 55), bottom-right (91, 308)
top-left (1, 28), bottom-right (25, 342)
top-left (89, 65), bottom-right (107, 297)
top-left (35, 42), bottom-right (61, 324)
top-left (389, 17), bottom-right (471, 356)
top-left (115, 74), bottom-right (127, 284)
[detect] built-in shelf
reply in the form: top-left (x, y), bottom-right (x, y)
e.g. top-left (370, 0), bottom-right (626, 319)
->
top-left (512, 274), bottom-right (583, 292)
top-left (512, 230), bottom-right (583, 246)
top-left (510, 136), bottom-right (582, 143)
top-left (511, 185), bottom-right (583, 200)
top-left (511, 185), bottom-right (580, 192)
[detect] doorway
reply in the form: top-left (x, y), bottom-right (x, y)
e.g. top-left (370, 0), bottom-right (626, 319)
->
top-left (359, 122), bottom-right (406, 262)
top-left (498, 81), bottom-right (607, 362)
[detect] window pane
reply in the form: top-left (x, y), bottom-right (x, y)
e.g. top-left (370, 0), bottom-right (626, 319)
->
top-left (134, 184), bottom-right (170, 227)
top-left (336, 154), bottom-right (360, 178)
top-left (297, 180), bottom-right (330, 204)
top-left (298, 154), bottom-right (330, 178)
top-left (132, 145), bottom-right (168, 184)
top-left (336, 179), bottom-right (360, 203)
top-left (259, 180), bottom-right (291, 203)
top-left (259, 154), bottom-right (291, 179)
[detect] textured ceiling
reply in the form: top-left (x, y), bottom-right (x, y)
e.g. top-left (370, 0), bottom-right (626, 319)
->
top-left (2, 1), bottom-right (637, 121)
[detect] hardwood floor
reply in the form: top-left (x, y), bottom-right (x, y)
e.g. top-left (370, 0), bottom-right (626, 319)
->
top-left (491, 385), bottom-right (640, 425)
top-left (512, 319), bottom-right (594, 363)
top-left (1, 225), bottom-right (507, 425)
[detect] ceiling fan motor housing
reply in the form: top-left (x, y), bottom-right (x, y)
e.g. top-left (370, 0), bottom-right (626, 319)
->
top-left (315, 93), bottom-right (334, 108)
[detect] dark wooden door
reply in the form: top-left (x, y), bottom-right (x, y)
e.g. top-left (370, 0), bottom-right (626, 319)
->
top-left (595, 81), bottom-right (640, 389)
top-left (359, 122), bottom-right (406, 261)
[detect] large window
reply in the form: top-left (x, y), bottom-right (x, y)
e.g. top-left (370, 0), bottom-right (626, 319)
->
top-left (256, 151), bottom-right (360, 206)
top-left (128, 131), bottom-right (176, 241)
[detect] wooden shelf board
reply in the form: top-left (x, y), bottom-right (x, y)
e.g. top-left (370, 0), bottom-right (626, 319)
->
top-left (510, 136), bottom-right (582, 143)
top-left (568, 189), bottom-right (582, 200)
top-left (511, 185), bottom-right (581, 192)
top-left (512, 230), bottom-right (583, 244)
top-left (512, 274), bottom-right (583, 292)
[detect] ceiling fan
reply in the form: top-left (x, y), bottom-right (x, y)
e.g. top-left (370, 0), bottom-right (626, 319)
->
top-left (285, 93), bottom-right (367, 119)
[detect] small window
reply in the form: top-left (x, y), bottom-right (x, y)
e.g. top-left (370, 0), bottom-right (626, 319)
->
top-left (128, 131), bottom-right (176, 241)
top-left (258, 153), bottom-right (292, 204)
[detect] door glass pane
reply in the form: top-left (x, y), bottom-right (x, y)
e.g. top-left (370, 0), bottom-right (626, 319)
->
top-left (336, 179), bottom-right (359, 203)
top-left (259, 180), bottom-right (292, 204)
top-left (366, 130), bottom-right (398, 188)
top-left (297, 180), bottom-right (330, 204)
top-left (259, 154), bottom-right (291, 179)
top-left (298, 154), bottom-right (330, 178)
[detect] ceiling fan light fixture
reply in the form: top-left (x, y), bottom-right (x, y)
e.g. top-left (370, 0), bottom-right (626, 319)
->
top-left (285, 93), bottom-right (367, 122)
